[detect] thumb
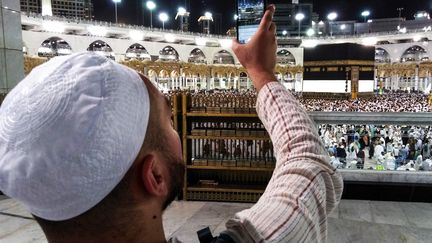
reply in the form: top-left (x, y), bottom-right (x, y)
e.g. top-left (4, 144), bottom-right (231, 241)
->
top-left (232, 38), bottom-right (241, 52)
top-left (232, 38), bottom-right (244, 57)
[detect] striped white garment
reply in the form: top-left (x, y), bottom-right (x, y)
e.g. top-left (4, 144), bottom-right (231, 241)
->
top-left (223, 82), bottom-right (344, 243)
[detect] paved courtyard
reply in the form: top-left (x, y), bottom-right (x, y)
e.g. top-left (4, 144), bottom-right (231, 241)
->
top-left (1, 195), bottom-right (432, 242)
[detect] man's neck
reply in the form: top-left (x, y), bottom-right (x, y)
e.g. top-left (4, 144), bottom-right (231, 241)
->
top-left (43, 207), bottom-right (166, 243)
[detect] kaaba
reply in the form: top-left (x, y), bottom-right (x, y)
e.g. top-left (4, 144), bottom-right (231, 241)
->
top-left (303, 43), bottom-right (375, 99)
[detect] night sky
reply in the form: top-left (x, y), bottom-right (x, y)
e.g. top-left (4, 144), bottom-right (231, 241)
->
top-left (92, 0), bottom-right (432, 34)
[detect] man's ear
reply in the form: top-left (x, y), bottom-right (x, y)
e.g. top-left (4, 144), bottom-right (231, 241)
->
top-left (141, 154), bottom-right (169, 198)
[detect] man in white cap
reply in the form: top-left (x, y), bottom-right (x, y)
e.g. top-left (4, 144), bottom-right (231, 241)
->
top-left (0, 5), bottom-right (342, 243)
top-left (0, 48), bottom-right (186, 241)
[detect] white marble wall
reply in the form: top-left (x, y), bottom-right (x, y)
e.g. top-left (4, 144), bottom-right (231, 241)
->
top-left (0, 0), bottom-right (24, 93)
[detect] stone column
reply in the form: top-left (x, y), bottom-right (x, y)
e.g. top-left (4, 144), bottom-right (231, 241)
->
top-left (0, 1), bottom-right (24, 96)
top-left (374, 67), bottom-right (378, 90)
top-left (206, 77), bottom-right (210, 90)
top-left (391, 75), bottom-right (399, 90)
top-left (296, 73), bottom-right (303, 92)
top-left (385, 76), bottom-right (390, 90)
top-left (422, 76), bottom-right (426, 92)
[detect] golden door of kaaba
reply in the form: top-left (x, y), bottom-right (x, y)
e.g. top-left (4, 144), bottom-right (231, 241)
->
top-left (351, 66), bottom-right (359, 100)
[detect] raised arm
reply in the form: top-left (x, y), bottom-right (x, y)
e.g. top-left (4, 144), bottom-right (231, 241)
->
top-left (223, 5), bottom-right (344, 242)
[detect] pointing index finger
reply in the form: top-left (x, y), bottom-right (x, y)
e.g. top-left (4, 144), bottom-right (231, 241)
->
top-left (259, 5), bottom-right (276, 31)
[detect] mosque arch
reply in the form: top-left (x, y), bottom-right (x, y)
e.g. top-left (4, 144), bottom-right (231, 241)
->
top-left (375, 48), bottom-right (391, 64)
top-left (171, 70), bottom-right (179, 78)
top-left (147, 69), bottom-right (158, 78)
top-left (159, 46), bottom-right (179, 62)
top-left (125, 43), bottom-right (151, 61)
top-left (277, 49), bottom-right (296, 65)
top-left (159, 70), bottom-right (170, 78)
top-left (188, 48), bottom-right (207, 63)
top-left (87, 40), bottom-right (115, 59)
top-left (37, 37), bottom-right (72, 58)
top-left (213, 50), bottom-right (235, 65)
top-left (400, 45), bottom-right (429, 63)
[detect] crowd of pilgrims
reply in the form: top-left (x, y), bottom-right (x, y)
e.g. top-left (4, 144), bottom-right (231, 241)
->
top-left (167, 89), bottom-right (431, 113)
top-left (320, 124), bottom-right (432, 171)
top-left (297, 91), bottom-right (431, 112)
top-left (165, 89), bottom-right (432, 171)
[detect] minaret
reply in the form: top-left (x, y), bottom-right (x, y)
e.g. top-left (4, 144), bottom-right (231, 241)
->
top-left (41, 0), bottom-right (53, 16)
top-left (198, 12), bottom-right (213, 34)
top-left (175, 7), bottom-right (190, 32)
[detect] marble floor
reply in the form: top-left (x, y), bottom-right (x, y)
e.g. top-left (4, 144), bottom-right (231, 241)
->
top-left (1, 195), bottom-right (432, 243)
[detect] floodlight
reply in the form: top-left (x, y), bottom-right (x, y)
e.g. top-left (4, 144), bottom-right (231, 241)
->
top-left (205, 12), bottom-right (213, 19)
top-left (159, 12), bottom-right (169, 22)
top-left (178, 7), bottom-right (187, 15)
top-left (327, 12), bottom-right (337, 21)
top-left (146, 1), bottom-right (156, 10)
top-left (295, 13), bottom-right (305, 21)
top-left (361, 10), bottom-right (370, 17)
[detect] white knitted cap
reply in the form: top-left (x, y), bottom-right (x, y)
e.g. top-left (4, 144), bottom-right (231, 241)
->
top-left (0, 52), bottom-right (150, 221)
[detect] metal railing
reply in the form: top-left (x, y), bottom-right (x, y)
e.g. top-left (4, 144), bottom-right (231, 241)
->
top-left (22, 12), bottom-right (228, 39)
top-left (22, 12), bottom-right (432, 42)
